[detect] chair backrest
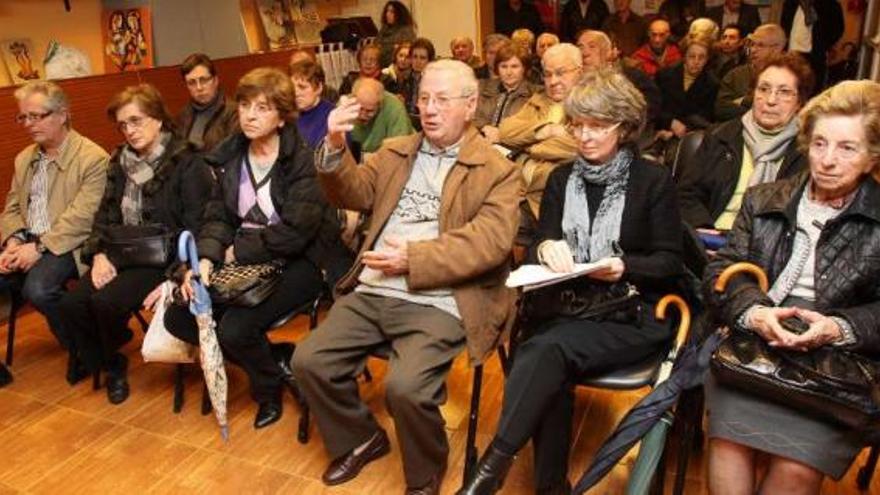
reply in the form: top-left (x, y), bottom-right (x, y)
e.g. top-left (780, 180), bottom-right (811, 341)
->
top-left (671, 130), bottom-right (705, 180)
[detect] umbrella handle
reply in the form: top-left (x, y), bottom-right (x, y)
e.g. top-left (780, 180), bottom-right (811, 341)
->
top-left (177, 230), bottom-right (201, 277)
top-left (655, 294), bottom-right (691, 355)
top-left (713, 262), bottom-right (769, 293)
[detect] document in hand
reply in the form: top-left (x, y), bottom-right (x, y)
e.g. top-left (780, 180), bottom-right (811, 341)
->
top-left (505, 259), bottom-right (615, 292)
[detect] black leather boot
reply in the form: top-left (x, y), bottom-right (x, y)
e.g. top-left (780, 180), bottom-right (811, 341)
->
top-left (457, 445), bottom-right (516, 495)
top-left (0, 363), bottom-right (12, 388)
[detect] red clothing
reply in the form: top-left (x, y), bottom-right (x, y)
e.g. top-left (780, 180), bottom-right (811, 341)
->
top-left (631, 43), bottom-right (682, 78)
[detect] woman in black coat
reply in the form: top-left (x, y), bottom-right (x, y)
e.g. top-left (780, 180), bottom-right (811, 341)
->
top-left (460, 69), bottom-right (684, 495)
top-left (655, 35), bottom-right (718, 137)
top-left (165, 68), bottom-right (340, 429)
top-left (59, 84), bottom-right (213, 404)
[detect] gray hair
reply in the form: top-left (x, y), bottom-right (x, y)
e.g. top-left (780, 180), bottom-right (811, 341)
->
top-left (422, 59), bottom-right (479, 97)
top-left (14, 81), bottom-right (70, 127)
top-left (483, 33), bottom-right (510, 50)
top-left (564, 68), bottom-right (646, 144)
top-left (542, 43), bottom-right (583, 70)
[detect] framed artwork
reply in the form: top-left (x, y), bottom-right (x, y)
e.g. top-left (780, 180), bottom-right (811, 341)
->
top-left (256, 0), bottom-right (325, 50)
top-left (290, 0), bottom-right (324, 45)
top-left (102, 7), bottom-right (154, 72)
top-left (0, 39), bottom-right (43, 84)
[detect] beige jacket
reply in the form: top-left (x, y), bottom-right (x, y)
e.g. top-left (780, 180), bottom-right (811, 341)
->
top-left (318, 127), bottom-right (522, 365)
top-left (498, 91), bottom-right (578, 217)
top-left (0, 130), bottom-right (109, 273)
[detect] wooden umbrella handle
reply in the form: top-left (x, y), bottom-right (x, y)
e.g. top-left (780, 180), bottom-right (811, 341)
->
top-left (713, 262), bottom-right (769, 293)
top-left (655, 294), bottom-right (691, 353)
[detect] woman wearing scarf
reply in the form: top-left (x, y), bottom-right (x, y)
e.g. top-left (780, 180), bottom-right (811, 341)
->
top-left (459, 68), bottom-right (684, 495)
top-left (677, 52), bottom-right (814, 230)
top-left (59, 84), bottom-right (213, 404)
top-left (165, 68), bottom-right (340, 430)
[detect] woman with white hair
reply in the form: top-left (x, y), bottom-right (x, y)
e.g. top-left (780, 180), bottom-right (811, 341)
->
top-left (460, 68), bottom-right (684, 495)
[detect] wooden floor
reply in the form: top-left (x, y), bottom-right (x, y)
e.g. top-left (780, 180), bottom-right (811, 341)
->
top-left (1, 309), bottom-right (879, 495)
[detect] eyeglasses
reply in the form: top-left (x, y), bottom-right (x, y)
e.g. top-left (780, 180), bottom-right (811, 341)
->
top-left (754, 84), bottom-right (798, 102)
top-left (116, 115), bottom-right (148, 133)
top-left (416, 93), bottom-right (469, 110)
top-left (542, 66), bottom-right (579, 80)
top-left (809, 139), bottom-right (866, 162)
top-left (238, 100), bottom-right (277, 117)
top-left (15, 110), bottom-right (54, 125)
top-left (565, 122), bottom-right (621, 140)
top-left (185, 75), bottom-right (215, 88)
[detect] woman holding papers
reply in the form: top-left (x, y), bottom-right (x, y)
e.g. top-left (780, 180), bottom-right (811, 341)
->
top-left (459, 68), bottom-right (684, 495)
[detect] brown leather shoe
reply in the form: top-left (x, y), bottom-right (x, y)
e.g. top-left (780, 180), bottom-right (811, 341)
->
top-left (406, 462), bottom-right (447, 495)
top-left (322, 429), bottom-right (391, 486)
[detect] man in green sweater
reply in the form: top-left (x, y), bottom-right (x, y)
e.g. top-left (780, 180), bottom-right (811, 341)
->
top-left (348, 78), bottom-right (414, 155)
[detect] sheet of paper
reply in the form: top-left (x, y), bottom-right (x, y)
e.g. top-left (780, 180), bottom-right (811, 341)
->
top-left (505, 259), bottom-right (614, 292)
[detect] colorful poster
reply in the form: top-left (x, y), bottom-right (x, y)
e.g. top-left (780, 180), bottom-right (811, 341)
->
top-left (0, 39), bottom-right (43, 84)
top-left (102, 7), bottom-right (154, 72)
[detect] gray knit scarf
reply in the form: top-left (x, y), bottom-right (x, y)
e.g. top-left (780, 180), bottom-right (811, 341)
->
top-left (562, 148), bottom-right (632, 262)
top-left (741, 109), bottom-right (799, 186)
top-left (119, 131), bottom-right (170, 226)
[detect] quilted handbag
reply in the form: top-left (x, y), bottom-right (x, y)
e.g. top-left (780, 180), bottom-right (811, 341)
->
top-left (208, 260), bottom-right (284, 307)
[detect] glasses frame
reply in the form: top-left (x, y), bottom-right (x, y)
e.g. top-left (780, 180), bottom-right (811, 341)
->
top-left (15, 110), bottom-right (54, 125)
top-left (185, 74), bottom-right (215, 88)
top-left (565, 121), bottom-right (622, 141)
top-left (415, 93), bottom-right (470, 111)
top-left (754, 84), bottom-right (798, 102)
top-left (115, 115), bottom-right (150, 133)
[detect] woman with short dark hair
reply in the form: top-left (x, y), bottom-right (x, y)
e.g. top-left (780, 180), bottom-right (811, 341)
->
top-left (473, 42), bottom-right (536, 143)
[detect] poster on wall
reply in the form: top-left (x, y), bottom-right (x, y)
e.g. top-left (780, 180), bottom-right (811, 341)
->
top-left (290, 1), bottom-right (325, 45)
top-left (256, 0), bottom-right (325, 50)
top-left (102, 7), bottom-right (154, 73)
top-left (0, 39), bottom-right (44, 84)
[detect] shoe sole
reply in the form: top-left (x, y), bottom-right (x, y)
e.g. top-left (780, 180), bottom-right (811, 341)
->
top-left (322, 440), bottom-right (391, 486)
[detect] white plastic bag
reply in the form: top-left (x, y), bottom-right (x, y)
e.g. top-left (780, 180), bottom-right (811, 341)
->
top-left (141, 282), bottom-right (196, 363)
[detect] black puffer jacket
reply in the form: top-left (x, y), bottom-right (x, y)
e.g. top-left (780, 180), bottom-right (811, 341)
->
top-left (704, 174), bottom-right (880, 355)
top-left (676, 118), bottom-right (806, 228)
top-left (197, 125), bottom-right (341, 268)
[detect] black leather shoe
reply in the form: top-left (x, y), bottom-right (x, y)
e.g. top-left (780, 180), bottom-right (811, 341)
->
top-left (456, 444), bottom-right (516, 495)
top-left (254, 401), bottom-right (283, 429)
top-left (406, 462), bottom-right (447, 495)
top-left (0, 363), bottom-right (12, 388)
top-left (105, 354), bottom-right (129, 405)
top-left (322, 429), bottom-right (391, 486)
top-left (66, 352), bottom-right (90, 385)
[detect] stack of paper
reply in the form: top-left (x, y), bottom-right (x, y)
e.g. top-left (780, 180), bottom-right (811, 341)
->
top-left (505, 259), bottom-right (614, 292)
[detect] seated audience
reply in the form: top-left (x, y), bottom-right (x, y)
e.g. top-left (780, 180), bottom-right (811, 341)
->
top-left (511, 28), bottom-right (536, 56)
top-left (601, 0), bottom-right (647, 57)
top-left (293, 59), bottom-right (520, 495)
top-left (685, 17), bottom-right (720, 44)
top-left (632, 18), bottom-right (683, 78)
top-left (377, 1), bottom-right (417, 68)
top-left (0, 81), bottom-right (108, 380)
top-left (781, 0), bottom-right (844, 88)
top-left (496, 0), bottom-right (545, 36)
top-left (348, 78), bottom-right (414, 157)
top-left (499, 43), bottom-right (582, 218)
top-left (659, 0), bottom-right (706, 40)
top-left (535, 32), bottom-right (560, 59)
top-left (474, 43), bottom-right (537, 143)
top-left (678, 52), bottom-right (813, 229)
top-left (560, 0), bottom-right (609, 42)
top-left (289, 48), bottom-right (340, 103)
top-left (459, 68), bottom-right (683, 495)
top-left (338, 44), bottom-right (397, 96)
top-left (174, 53), bottom-right (238, 152)
top-left (290, 60), bottom-right (335, 149)
top-left (474, 33), bottom-right (511, 79)
top-left (656, 35), bottom-right (719, 138)
top-left (709, 23), bottom-right (746, 80)
top-left (704, 79), bottom-right (880, 495)
top-left (715, 23), bottom-right (787, 121)
top-left (165, 68), bottom-right (337, 430)
top-left (60, 84), bottom-right (212, 405)
top-left (382, 41), bottom-right (412, 89)
top-left (707, 0), bottom-right (761, 37)
top-left (400, 37), bottom-right (436, 129)
top-left (451, 36), bottom-right (482, 69)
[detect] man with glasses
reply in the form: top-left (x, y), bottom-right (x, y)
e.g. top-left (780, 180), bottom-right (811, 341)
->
top-left (175, 53), bottom-right (238, 152)
top-left (293, 59), bottom-right (520, 495)
top-left (0, 81), bottom-right (108, 378)
top-left (498, 43), bottom-right (582, 219)
top-left (715, 23), bottom-right (787, 121)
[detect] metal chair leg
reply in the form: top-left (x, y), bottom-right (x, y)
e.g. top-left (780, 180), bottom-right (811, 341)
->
top-left (173, 364), bottom-right (185, 413)
top-left (497, 345), bottom-right (510, 376)
top-left (857, 445), bottom-right (880, 490)
top-left (5, 293), bottom-right (23, 366)
top-left (200, 382), bottom-right (212, 415)
top-left (133, 310), bottom-right (150, 333)
top-left (463, 364), bottom-right (484, 484)
top-left (92, 370), bottom-right (101, 391)
top-left (297, 402), bottom-right (310, 444)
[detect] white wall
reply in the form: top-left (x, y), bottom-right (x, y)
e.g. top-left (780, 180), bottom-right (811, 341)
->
top-left (411, 0), bottom-right (478, 59)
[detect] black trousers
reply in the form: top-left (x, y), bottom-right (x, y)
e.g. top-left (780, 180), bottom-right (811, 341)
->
top-left (495, 311), bottom-right (672, 489)
top-left (164, 258), bottom-right (322, 403)
top-left (58, 267), bottom-right (165, 372)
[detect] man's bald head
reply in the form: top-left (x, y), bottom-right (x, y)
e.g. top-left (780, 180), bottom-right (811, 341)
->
top-left (648, 19), bottom-right (672, 51)
top-left (352, 78), bottom-right (385, 124)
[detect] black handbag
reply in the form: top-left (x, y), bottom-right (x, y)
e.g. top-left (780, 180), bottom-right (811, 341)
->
top-left (208, 260), bottom-right (284, 307)
top-left (711, 329), bottom-right (880, 435)
top-left (101, 224), bottom-right (175, 269)
top-left (523, 279), bottom-right (643, 327)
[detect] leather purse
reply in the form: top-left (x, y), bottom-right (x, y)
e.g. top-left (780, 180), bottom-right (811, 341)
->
top-left (523, 279), bottom-right (643, 327)
top-left (711, 329), bottom-right (880, 435)
top-left (208, 260), bottom-right (284, 307)
top-left (101, 224), bottom-right (175, 269)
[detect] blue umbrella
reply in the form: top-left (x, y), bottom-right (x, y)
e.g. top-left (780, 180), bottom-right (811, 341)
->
top-left (178, 231), bottom-right (229, 441)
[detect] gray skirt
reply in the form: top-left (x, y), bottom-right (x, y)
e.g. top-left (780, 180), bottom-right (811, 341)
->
top-left (705, 373), bottom-right (863, 479)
